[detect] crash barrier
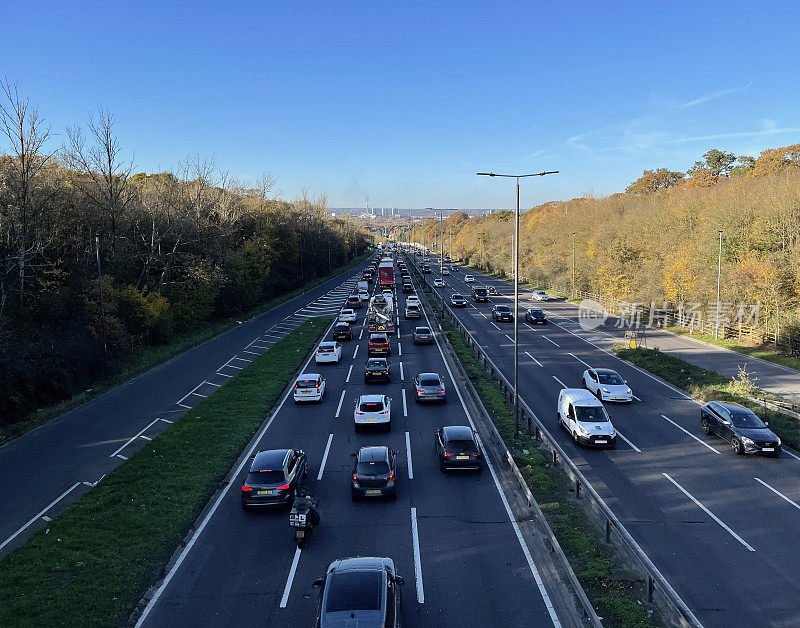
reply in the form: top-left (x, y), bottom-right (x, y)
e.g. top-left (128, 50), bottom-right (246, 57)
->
top-left (406, 256), bottom-right (702, 628)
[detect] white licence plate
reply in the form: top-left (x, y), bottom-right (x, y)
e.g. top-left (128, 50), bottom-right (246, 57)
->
top-left (762, 447), bottom-right (775, 452)
top-left (595, 440), bottom-right (607, 444)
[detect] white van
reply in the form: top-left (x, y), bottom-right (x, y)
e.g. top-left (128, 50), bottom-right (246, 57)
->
top-left (557, 388), bottom-right (616, 448)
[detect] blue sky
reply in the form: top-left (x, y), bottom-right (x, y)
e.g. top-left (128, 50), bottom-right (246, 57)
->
top-left (2, 1), bottom-right (800, 208)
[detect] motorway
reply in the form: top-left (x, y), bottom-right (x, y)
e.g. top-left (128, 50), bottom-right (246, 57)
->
top-left (0, 261), bottom-right (372, 556)
top-left (136, 254), bottom-right (559, 627)
top-left (417, 251), bottom-right (800, 627)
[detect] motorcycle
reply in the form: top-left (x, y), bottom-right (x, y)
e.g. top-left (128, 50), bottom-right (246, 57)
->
top-left (289, 497), bottom-right (319, 548)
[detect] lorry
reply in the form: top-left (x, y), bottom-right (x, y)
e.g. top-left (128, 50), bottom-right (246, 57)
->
top-left (368, 293), bottom-right (394, 333)
top-left (378, 261), bottom-right (394, 288)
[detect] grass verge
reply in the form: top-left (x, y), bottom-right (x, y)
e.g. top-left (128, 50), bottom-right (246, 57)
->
top-left (0, 317), bottom-right (331, 628)
top-left (1, 252), bottom-right (369, 445)
top-left (615, 347), bottom-right (800, 451)
top-left (665, 326), bottom-right (800, 372)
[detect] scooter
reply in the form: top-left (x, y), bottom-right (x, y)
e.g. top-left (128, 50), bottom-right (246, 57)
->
top-left (289, 500), bottom-right (318, 548)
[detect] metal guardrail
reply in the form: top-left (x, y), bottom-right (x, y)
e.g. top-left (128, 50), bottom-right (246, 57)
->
top-left (408, 254), bottom-right (702, 628)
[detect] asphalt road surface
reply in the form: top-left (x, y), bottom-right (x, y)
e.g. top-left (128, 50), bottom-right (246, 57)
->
top-left (136, 256), bottom-right (558, 627)
top-left (418, 252), bottom-right (800, 627)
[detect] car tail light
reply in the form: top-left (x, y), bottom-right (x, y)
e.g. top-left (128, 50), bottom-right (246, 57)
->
top-left (352, 474), bottom-right (358, 481)
top-left (388, 472), bottom-right (394, 482)
top-left (417, 389), bottom-right (424, 394)
top-left (438, 389), bottom-right (445, 394)
top-left (241, 485), bottom-right (252, 492)
top-left (355, 411), bottom-right (363, 416)
top-left (381, 410), bottom-right (388, 415)
top-left (276, 482), bottom-right (290, 490)
top-left (443, 451), bottom-right (453, 457)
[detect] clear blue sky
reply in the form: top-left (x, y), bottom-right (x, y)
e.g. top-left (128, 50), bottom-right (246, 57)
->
top-left (3, 1), bottom-right (799, 208)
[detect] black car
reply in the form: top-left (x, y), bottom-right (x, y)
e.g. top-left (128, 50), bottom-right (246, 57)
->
top-left (333, 322), bottom-right (353, 341)
top-left (413, 326), bottom-right (433, 344)
top-left (450, 293), bottom-right (467, 307)
top-left (346, 295), bottom-right (363, 309)
top-left (471, 287), bottom-right (488, 302)
top-left (435, 426), bottom-right (483, 472)
top-left (401, 282), bottom-right (413, 293)
top-left (492, 304), bottom-right (513, 322)
top-left (351, 446), bottom-right (397, 500)
top-left (241, 448), bottom-right (307, 509)
top-left (525, 308), bottom-right (547, 324)
top-left (422, 265), bottom-right (432, 273)
top-left (701, 401), bottom-right (781, 456)
top-left (314, 557), bottom-right (403, 627)
top-left (364, 358), bottom-right (391, 383)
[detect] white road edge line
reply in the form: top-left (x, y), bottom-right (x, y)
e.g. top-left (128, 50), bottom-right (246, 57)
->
top-left (0, 482), bottom-right (82, 552)
top-left (402, 389), bottom-right (408, 417)
top-left (335, 390), bottom-right (346, 418)
top-left (410, 507), bottom-right (425, 604)
top-left (280, 547), bottom-right (303, 607)
top-left (109, 416), bottom-right (163, 458)
top-left (346, 364), bottom-right (353, 383)
top-left (660, 414), bottom-right (722, 455)
top-left (615, 430), bottom-right (641, 452)
top-left (525, 351), bottom-right (543, 367)
top-left (406, 431), bottom-right (414, 479)
top-left (662, 472), bottom-right (755, 551)
top-left (317, 434), bottom-right (334, 480)
top-left (755, 477), bottom-right (800, 510)
top-left (552, 375), bottom-right (568, 389)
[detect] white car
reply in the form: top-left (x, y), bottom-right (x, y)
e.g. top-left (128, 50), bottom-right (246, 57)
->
top-left (441, 267), bottom-right (450, 275)
top-left (339, 308), bottom-right (357, 323)
top-left (354, 394), bottom-right (392, 432)
top-left (464, 275), bottom-right (475, 283)
top-left (293, 373), bottom-right (326, 403)
top-left (406, 295), bottom-right (420, 307)
top-left (531, 290), bottom-right (550, 301)
top-left (358, 289), bottom-right (370, 301)
top-left (582, 368), bottom-right (633, 402)
top-left (433, 278), bottom-right (445, 287)
top-left (315, 341), bottom-right (343, 364)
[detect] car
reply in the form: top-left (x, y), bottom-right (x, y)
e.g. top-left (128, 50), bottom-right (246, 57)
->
top-left (701, 401), bottom-right (781, 456)
top-left (451, 265), bottom-right (459, 272)
top-left (532, 290), bottom-right (550, 301)
top-left (450, 293), bottom-right (467, 307)
top-left (315, 341), bottom-right (343, 364)
top-left (401, 282), bottom-right (413, 293)
top-left (241, 448), bottom-right (307, 509)
top-left (339, 308), bottom-right (357, 323)
top-left (464, 274), bottom-right (475, 283)
top-left (354, 394), bottom-right (392, 432)
top-left (358, 289), bottom-right (370, 301)
top-left (413, 372), bottom-right (446, 403)
top-left (557, 388), bottom-right (616, 448)
top-left (368, 333), bottom-right (391, 356)
top-left (471, 286), bottom-right (488, 302)
top-left (381, 288), bottom-right (393, 297)
top-left (364, 358), bottom-right (391, 383)
top-left (293, 373), bottom-right (326, 403)
top-left (441, 267), bottom-right (450, 275)
top-left (525, 308), bottom-right (547, 324)
top-left (492, 304), bottom-right (513, 322)
top-left (582, 368), bottom-right (633, 402)
top-left (413, 326), bottom-right (433, 344)
top-left (422, 265), bottom-right (432, 273)
top-left (435, 425), bottom-right (483, 472)
top-left (346, 295), bottom-right (363, 309)
top-left (406, 295), bottom-right (420, 307)
top-left (350, 446), bottom-right (397, 500)
top-left (404, 303), bottom-right (421, 319)
top-left (313, 557), bottom-right (403, 628)
top-left (332, 322), bottom-right (353, 341)
top-left (433, 278), bottom-right (444, 287)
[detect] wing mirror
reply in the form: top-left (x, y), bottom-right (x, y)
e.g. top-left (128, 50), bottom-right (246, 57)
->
top-left (395, 575), bottom-right (405, 585)
top-left (313, 578), bottom-right (324, 589)
top-left (764, 421), bottom-right (769, 426)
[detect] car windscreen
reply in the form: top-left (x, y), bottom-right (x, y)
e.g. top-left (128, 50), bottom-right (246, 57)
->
top-left (325, 571), bottom-right (383, 612)
top-left (247, 470), bottom-right (285, 484)
top-left (730, 410), bottom-right (767, 429)
top-left (356, 461), bottom-right (391, 475)
top-left (597, 372), bottom-right (624, 385)
top-left (359, 401), bottom-right (384, 412)
top-left (529, 309), bottom-right (544, 316)
top-left (473, 288), bottom-right (486, 294)
top-left (576, 406), bottom-right (609, 423)
top-left (419, 377), bottom-right (440, 386)
top-left (496, 306), bottom-right (510, 312)
top-left (445, 438), bottom-right (478, 453)
top-left (296, 379), bottom-right (318, 388)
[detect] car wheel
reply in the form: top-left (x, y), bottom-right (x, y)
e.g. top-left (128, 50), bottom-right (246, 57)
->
top-left (572, 430), bottom-right (579, 444)
top-left (385, 420), bottom-right (392, 432)
top-left (702, 420), bottom-right (712, 435)
top-left (732, 438), bottom-right (744, 455)
top-left (389, 488), bottom-right (397, 501)
top-left (354, 424), bottom-right (361, 433)
top-left (351, 489), bottom-right (359, 502)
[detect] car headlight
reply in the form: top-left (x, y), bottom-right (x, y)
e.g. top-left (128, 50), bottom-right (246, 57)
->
top-left (576, 424), bottom-right (589, 436)
top-left (777, 437), bottom-right (782, 445)
top-left (601, 388), bottom-right (609, 393)
top-left (741, 436), bottom-right (755, 446)
top-left (610, 429), bottom-right (616, 436)
top-left (626, 388), bottom-right (632, 395)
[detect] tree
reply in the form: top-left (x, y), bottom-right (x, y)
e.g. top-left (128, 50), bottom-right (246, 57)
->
top-left (688, 149), bottom-right (737, 178)
top-left (625, 168), bottom-right (684, 195)
top-left (750, 143), bottom-right (800, 177)
top-left (729, 155), bottom-right (755, 177)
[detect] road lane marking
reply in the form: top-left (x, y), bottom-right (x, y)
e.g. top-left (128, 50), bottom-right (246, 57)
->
top-left (552, 376), bottom-right (568, 389)
top-left (359, 328), bottom-right (364, 339)
top-left (660, 414), bottom-right (722, 454)
top-left (317, 434), bottom-right (334, 480)
top-left (411, 507), bottom-right (425, 603)
top-left (280, 547), bottom-right (303, 607)
top-left (541, 335), bottom-right (560, 347)
top-left (353, 344), bottom-right (359, 359)
top-left (205, 382), bottom-right (221, 388)
top-left (216, 372), bottom-right (233, 378)
top-left (525, 351), bottom-right (543, 367)
top-left (505, 334), bottom-right (514, 342)
top-left (402, 389), bottom-right (408, 416)
top-left (398, 341), bottom-right (402, 356)
top-left (0, 482), bottom-right (82, 552)
top-left (491, 322), bottom-right (501, 330)
top-left (632, 394), bottom-right (642, 401)
top-left (662, 473), bottom-right (755, 551)
top-left (568, 352), bottom-right (592, 368)
top-left (232, 356), bottom-right (252, 363)
top-left (177, 403), bottom-right (192, 409)
top-left (400, 361), bottom-right (404, 380)
top-left (346, 364), bottom-right (353, 383)
top-left (615, 430), bottom-right (641, 452)
top-left (109, 417), bottom-right (163, 458)
top-left (524, 323), bottom-right (538, 331)
top-left (406, 432), bottom-right (414, 479)
top-left (755, 477), bottom-right (800, 510)
top-left (242, 350), bottom-right (260, 356)
top-left (176, 381), bottom-right (208, 406)
top-left (335, 391), bottom-right (346, 417)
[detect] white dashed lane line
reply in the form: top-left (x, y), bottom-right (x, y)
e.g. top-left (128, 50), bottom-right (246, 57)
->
top-left (552, 375), bottom-right (568, 389)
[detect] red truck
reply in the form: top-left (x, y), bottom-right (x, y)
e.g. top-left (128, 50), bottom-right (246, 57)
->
top-left (378, 262), bottom-right (394, 287)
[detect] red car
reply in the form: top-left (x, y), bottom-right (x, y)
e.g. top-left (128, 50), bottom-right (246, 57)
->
top-left (368, 333), bottom-right (391, 356)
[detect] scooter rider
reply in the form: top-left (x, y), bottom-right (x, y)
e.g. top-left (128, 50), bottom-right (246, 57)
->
top-left (292, 490), bottom-right (320, 526)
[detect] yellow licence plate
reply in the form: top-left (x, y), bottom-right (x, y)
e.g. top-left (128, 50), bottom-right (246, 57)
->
top-left (257, 490), bottom-right (274, 495)
top-left (456, 455), bottom-right (469, 460)
top-left (366, 489), bottom-right (382, 495)
top-left (366, 419), bottom-right (378, 423)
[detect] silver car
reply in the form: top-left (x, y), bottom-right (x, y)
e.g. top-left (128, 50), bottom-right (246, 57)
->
top-left (354, 394), bottom-right (392, 432)
top-left (413, 372), bottom-right (446, 403)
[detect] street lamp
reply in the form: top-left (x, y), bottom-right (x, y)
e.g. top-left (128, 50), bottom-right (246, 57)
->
top-left (477, 170), bottom-right (559, 437)
top-left (572, 232), bottom-right (576, 300)
top-left (715, 230), bottom-right (723, 340)
top-left (426, 208), bottom-right (456, 310)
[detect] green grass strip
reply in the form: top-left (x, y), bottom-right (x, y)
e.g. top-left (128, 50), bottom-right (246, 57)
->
top-left (0, 316), bottom-right (331, 628)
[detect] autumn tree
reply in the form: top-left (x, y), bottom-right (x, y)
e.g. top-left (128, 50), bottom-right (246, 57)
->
top-left (625, 168), bottom-right (684, 195)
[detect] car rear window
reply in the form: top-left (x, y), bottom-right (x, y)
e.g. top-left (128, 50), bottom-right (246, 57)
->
top-left (360, 401), bottom-right (385, 412)
top-left (247, 470), bottom-right (285, 484)
top-left (370, 335), bottom-right (388, 343)
top-left (473, 288), bottom-right (487, 295)
top-left (415, 328), bottom-right (430, 334)
top-left (319, 346), bottom-right (334, 352)
top-left (356, 461), bottom-right (391, 475)
top-left (420, 376), bottom-right (440, 386)
top-left (367, 360), bottom-right (385, 368)
top-left (446, 438), bottom-right (478, 453)
top-left (325, 571), bottom-right (383, 612)
top-left (296, 379), bottom-right (319, 388)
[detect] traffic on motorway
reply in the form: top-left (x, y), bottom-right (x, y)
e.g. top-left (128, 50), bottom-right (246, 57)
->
top-left (136, 246), bottom-right (558, 628)
top-left (413, 246), bottom-right (800, 627)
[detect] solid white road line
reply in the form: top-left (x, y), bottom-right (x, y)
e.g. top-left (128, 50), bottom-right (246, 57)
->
top-left (783, 449), bottom-right (800, 462)
top-left (0, 482), bottom-right (82, 552)
top-left (505, 334), bottom-right (514, 343)
top-left (335, 391), bottom-right (346, 417)
top-left (280, 547), bottom-right (303, 607)
top-left (406, 431), bottom-right (414, 479)
top-left (216, 372), bottom-right (234, 378)
top-left (491, 322), bottom-right (501, 331)
top-left (116, 454), bottom-right (128, 460)
top-left (552, 376), bottom-right (568, 389)
top-left (109, 417), bottom-right (163, 458)
top-left (353, 344), bottom-right (359, 359)
top-left (410, 507), bottom-right (425, 604)
top-left (400, 361), bottom-right (404, 381)
top-left (662, 473), bottom-right (755, 551)
top-left (346, 364), bottom-right (353, 383)
top-left (176, 381), bottom-right (208, 406)
top-left (755, 477), bottom-right (800, 511)
top-left (317, 434), bottom-right (334, 480)
top-left (232, 356), bottom-right (252, 363)
top-left (402, 389), bottom-right (408, 416)
top-left (615, 430), bottom-right (641, 452)
top-left (568, 352), bottom-right (592, 368)
top-left (541, 335), bottom-right (560, 347)
top-left (480, 312), bottom-right (487, 318)
top-left (660, 414), bottom-right (722, 455)
top-left (205, 382), bottom-right (221, 388)
top-left (525, 351), bottom-right (543, 367)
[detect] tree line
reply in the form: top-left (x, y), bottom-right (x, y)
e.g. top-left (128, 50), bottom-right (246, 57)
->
top-left (0, 81), bottom-right (369, 428)
top-left (407, 141), bottom-right (800, 337)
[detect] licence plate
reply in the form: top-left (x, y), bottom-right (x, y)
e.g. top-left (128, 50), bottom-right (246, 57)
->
top-left (257, 490), bottom-right (274, 495)
top-left (296, 530), bottom-right (305, 538)
top-left (456, 455), bottom-right (469, 460)
top-left (762, 447), bottom-right (775, 452)
top-left (366, 489), bottom-right (382, 495)
top-left (366, 418), bottom-right (378, 423)
top-left (595, 440), bottom-right (607, 444)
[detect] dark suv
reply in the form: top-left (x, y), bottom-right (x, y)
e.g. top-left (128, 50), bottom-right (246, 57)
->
top-left (471, 287), bottom-right (488, 302)
top-left (314, 557), bottom-right (403, 627)
top-left (492, 304), bottom-right (513, 322)
top-left (241, 449), bottom-right (306, 509)
top-left (525, 308), bottom-right (547, 324)
top-left (364, 358), bottom-right (391, 383)
top-left (700, 401), bottom-right (781, 456)
top-left (351, 446), bottom-right (397, 500)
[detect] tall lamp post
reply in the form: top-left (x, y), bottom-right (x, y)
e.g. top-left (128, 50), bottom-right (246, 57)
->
top-left (477, 170), bottom-right (558, 437)
top-left (426, 208), bottom-right (456, 310)
top-left (715, 230), bottom-right (723, 340)
top-left (572, 232), bottom-right (576, 300)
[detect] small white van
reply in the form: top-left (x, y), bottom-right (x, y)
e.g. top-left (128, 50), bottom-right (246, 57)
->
top-left (557, 388), bottom-right (616, 448)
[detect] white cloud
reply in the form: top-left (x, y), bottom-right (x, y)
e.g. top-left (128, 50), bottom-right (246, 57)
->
top-left (676, 78), bottom-right (756, 108)
top-left (674, 119), bottom-right (800, 143)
